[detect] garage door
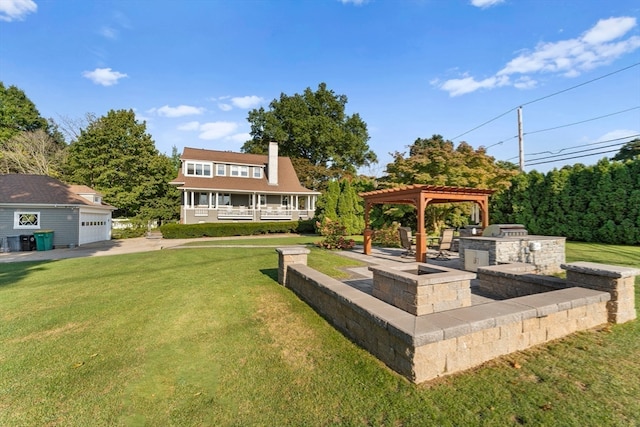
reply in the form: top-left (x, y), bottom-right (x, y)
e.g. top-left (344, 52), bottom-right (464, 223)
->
top-left (79, 212), bottom-right (111, 245)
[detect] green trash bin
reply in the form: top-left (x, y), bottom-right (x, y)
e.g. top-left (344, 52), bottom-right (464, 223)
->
top-left (34, 230), bottom-right (54, 251)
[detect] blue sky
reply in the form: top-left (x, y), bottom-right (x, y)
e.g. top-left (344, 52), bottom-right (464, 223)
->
top-left (1, 0), bottom-right (639, 175)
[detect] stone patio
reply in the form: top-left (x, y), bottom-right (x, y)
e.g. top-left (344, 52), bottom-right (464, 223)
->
top-left (276, 245), bottom-right (636, 383)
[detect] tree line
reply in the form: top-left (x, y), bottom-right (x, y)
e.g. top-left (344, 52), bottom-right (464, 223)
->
top-left (491, 158), bottom-right (640, 245)
top-left (2, 80), bottom-right (638, 245)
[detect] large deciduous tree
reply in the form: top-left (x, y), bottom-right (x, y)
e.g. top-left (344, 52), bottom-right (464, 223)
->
top-left (0, 82), bottom-right (67, 175)
top-left (0, 129), bottom-right (67, 176)
top-left (382, 134), bottom-right (519, 232)
top-left (0, 82), bottom-right (49, 143)
top-left (612, 138), bottom-right (640, 161)
top-left (242, 83), bottom-right (377, 188)
top-left (63, 109), bottom-right (179, 220)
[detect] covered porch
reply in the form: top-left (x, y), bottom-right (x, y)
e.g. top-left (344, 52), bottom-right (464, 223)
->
top-left (359, 185), bottom-right (495, 262)
top-left (180, 191), bottom-right (317, 223)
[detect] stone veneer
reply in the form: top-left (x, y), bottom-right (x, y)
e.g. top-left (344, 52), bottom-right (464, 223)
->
top-left (459, 235), bottom-right (566, 274)
top-left (276, 249), bottom-right (624, 383)
top-left (370, 264), bottom-right (474, 315)
top-left (477, 263), bottom-right (568, 299)
top-left (563, 262), bottom-right (638, 324)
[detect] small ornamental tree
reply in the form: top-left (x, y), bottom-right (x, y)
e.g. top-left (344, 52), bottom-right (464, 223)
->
top-left (315, 218), bottom-right (355, 250)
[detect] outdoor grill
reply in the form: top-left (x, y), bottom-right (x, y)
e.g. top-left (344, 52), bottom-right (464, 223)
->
top-left (482, 224), bottom-right (528, 238)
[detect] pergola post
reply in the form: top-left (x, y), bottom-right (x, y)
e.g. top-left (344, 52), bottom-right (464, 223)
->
top-left (414, 196), bottom-right (428, 262)
top-left (363, 202), bottom-right (372, 255)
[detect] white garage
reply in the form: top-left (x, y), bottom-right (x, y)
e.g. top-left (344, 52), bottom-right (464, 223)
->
top-left (78, 209), bottom-right (113, 246)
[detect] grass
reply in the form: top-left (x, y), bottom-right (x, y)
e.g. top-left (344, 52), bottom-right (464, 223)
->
top-left (0, 238), bottom-right (638, 426)
top-left (179, 234), bottom-right (365, 247)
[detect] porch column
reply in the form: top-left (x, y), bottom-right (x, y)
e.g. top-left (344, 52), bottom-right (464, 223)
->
top-left (190, 191), bottom-right (194, 208)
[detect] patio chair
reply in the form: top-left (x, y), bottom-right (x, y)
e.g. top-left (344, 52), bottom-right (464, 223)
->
top-left (434, 228), bottom-right (455, 260)
top-left (398, 227), bottom-right (415, 257)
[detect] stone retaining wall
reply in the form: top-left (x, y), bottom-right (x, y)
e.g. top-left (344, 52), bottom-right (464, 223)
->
top-left (477, 263), bottom-right (568, 298)
top-left (283, 260), bottom-right (612, 383)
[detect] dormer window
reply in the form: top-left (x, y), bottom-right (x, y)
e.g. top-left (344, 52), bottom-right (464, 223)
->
top-left (253, 167), bottom-right (262, 178)
top-left (231, 165), bottom-right (249, 177)
top-left (185, 162), bottom-right (212, 177)
top-left (216, 164), bottom-right (226, 176)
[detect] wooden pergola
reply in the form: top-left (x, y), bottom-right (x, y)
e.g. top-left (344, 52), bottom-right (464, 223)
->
top-left (360, 185), bottom-right (496, 262)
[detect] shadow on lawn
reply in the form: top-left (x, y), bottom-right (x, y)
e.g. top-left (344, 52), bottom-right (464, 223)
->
top-left (260, 268), bottom-right (279, 283)
top-left (0, 260), bottom-right (56, 287)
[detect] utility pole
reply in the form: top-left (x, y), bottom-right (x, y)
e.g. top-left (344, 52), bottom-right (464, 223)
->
top-left (517, 106), bottom-right (524, 172)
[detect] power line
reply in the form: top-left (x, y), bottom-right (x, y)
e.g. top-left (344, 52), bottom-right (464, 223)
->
top-left (450, 108), bottom-right (517, 141)
top-left (526, 148), bottom-right (622, 167)
top-left (505, 134), bottom-right (639, 162)
top-left (525, 134), bottom-right (639, 157)
top-left (520, 62), bottom-right (640, 108)
top-left (450, 62), bottom-right (640, 141)
top-left (524, 106), bottom-right (640, 136)
top-left (528, 141), bottom-right (627, 162)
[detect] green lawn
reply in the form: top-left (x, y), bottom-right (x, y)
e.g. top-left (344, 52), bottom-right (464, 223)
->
top-left (1, 240), bottom-right (638, 426)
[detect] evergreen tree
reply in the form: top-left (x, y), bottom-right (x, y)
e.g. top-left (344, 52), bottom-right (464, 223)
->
top-left (64, 109), bottom-right (179, 219)
top-left (316, 179), bottom-right (340, 223)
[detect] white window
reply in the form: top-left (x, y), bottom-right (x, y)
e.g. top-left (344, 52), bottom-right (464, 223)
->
top-left (14, 212), bottom-right (40, 229)
top-left (253, 167), bottom-right (262, 178)
top-left (185, 162), bottom-right (212, 177)
top-left (231, 165), bottom-right (249, 177)
top-left (216, 164), bottom-right (226, 176)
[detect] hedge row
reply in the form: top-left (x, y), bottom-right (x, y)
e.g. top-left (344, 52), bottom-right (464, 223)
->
top-left (491, 158), bottom-right (640, 245)
top-left (159, 219), bottom-right (316, 239)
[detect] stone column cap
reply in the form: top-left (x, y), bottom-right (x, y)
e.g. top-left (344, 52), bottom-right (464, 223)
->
top-left (275, 247), bottom-right (311, 255)
top-left (562, 261), bottom-right (640, 278)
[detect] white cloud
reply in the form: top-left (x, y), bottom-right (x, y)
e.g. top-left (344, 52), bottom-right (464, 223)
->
top-left (339, 0), bottom-right (368, 5)
top-left (583, 17), bottom-right (637, 45)
top-left (228, 133), bottom-right (251, 143)
top-left (178, 120), bottom-right (239, 140)
top-left (199, 122), bottom-right (238, 140)
top-left (513, 76), bottom-right (537, 90)
top-left (0, 0), bottom-right (37, 22)
top-left (231, 95), bottom-right (265, 109)
top-left (596, 129), bottom-right (640, 142)
top-left (439, 75), bottom-right (510, 97)
top-left (437, 16), bottom-right (640, 96)
top-left (470, 0), bottom-right (505, 8)
top-left (177, 121), bottom-right (201, 131)
top-left (151, 105), bottom-right (205, 118)
top-left (100, 26), bottom-right (118, 40)
top-left (82, 67), bottom-right (128, 86)
top-left (218, 103), bottom-right (233, 112)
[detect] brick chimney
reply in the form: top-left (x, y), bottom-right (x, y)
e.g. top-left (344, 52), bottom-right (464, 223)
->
top-left (268, 142), bottom-right (278, 185)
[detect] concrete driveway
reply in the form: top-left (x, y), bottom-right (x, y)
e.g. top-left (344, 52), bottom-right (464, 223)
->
top-left (0, 237), bottom-right (213, 263)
